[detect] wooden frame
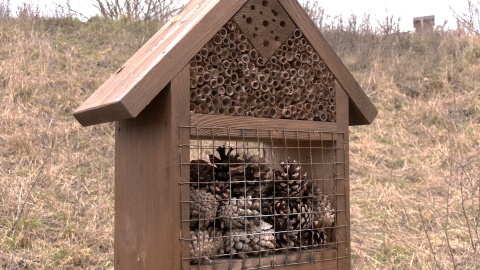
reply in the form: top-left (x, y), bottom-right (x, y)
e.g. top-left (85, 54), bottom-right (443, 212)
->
top-left (74, 1), bottom-right (377, 269)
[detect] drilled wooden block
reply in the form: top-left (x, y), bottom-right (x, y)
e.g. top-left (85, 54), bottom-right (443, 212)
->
top-left (233, 0), bottom-right (296, 59)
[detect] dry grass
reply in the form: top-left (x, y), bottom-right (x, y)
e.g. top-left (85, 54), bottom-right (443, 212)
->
top-left (0, 6), bottom-right (479, 270)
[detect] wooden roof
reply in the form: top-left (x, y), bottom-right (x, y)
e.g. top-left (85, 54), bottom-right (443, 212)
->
top-left (74, 0), bottom-right (377, 126)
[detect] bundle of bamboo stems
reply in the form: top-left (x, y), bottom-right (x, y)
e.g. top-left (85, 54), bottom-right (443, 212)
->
top-left (190, 20), bottom-right (336, 122)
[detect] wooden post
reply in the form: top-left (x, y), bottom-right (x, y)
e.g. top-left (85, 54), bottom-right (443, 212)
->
top-left (114, 65), bottom-right (190, 269)
top-left (335, 81), bottom-right (350, 269)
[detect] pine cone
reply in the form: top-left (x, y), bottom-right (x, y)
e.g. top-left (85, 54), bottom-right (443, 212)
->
top-left (248, 221), bottom-right (276, 256)
top-left (264, 198), bottom-right (314, 249)
top-left (218, 196), bottom-right (261, 229)
top-left (230, 155), bottom-right (273, 198)
top-left (209, 146), bottom-right (244, 181)
top-left (190, 227), bottom-right (224, 264)
top-left (190, 187), bottom-right (218, 229)
top-left (299, 229), bottom-right (326, 249)
top-left (274, 158), bottom-right (308, 198)
top-left (204, 180), bottom-right (231, 205)
top-left (190, 159), bottom-right (214, 183)
top-left (224, 228), bottom-right (252, 259)
top-left (305, 182), bottom-right (335, 229)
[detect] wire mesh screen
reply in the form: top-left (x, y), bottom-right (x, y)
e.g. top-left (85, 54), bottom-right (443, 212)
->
top-left (179, 126), bottom-right (346, 269)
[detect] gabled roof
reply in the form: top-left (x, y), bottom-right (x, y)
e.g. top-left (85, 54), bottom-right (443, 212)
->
top-left (74, 0), bottom-right (377, 126)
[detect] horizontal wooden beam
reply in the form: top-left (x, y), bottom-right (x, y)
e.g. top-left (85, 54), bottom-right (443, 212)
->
top-left (190, 249), bottom-right (337, 270)
top-left (189, 114), bottom-right (339, 141)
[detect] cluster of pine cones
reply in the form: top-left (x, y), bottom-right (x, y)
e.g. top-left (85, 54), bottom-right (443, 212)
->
top-left (189, 146), bottom-right (335, 263)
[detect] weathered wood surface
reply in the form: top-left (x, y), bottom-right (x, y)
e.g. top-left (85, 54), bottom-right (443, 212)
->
top-left (74, 0), bottom-right (247, 126)
top-left (114, 66), bottom-right (190, 269)
top-left (278, 0), bottom-right (377, 125)
top-left (190, 113), bottom-right (338, 141)
top-left (190, 249), bottom-right (337, 270)
top-left (334, 81), bottom-right (350, 269)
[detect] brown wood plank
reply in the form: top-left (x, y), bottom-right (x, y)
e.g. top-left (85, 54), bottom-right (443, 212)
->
top-left (334, 81), bottom-right (350, 269)
top-left (278, 0), bottom-right (377, 126)
top-left (190, 114), bottom-right (338, 141)
top-left (114, 66), bottom-right (190, 269)
top-left (74, 0), bottom-right (247, 126)
top-left (191, 249), bottom-right (337, 270)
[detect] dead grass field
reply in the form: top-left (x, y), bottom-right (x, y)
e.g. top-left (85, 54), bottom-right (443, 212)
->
top-left (0, 7), bottom-right (479, 270)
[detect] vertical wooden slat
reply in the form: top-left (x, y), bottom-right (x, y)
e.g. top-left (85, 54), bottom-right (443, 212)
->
top-left (335, 80), bottom-right (350, 269)
top-left (115, 65), bottom-right (190, 270)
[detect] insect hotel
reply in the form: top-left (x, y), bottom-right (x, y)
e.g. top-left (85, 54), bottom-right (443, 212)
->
top-left (74, 0), bottom-right (377, 269)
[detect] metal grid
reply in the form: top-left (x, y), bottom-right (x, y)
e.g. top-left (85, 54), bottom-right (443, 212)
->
top-left (179, 126), bottom-right (346, 269)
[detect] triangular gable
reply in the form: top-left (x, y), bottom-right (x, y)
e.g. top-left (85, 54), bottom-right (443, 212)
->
top-left (74, 0), bottom-right (377, 126)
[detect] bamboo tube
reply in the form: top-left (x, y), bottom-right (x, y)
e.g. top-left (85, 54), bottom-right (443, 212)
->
top-left (282, 44), bottom-right (289, 52)
top-left (307, 93), bottom-right (315, 103)
top-left (246, 111), bottom-right (255, 117)
top-left (202, 85), bottom-right (212, 96)
top-left (190, 60), bottom-right (198, 69)
top-left (292, 92), bottom-right (301, 102)
top-left (195, 75), bottom-right (204, 86)
top-left (281, 108), bottom-right (291, 118)
top-left (237, 34), bottom-right (247, 43)
top-left (230, 50), bottom-right (238, 60)
top-left (238, 43), bottom-right (247, 52)
top-left (305, 44), bottom-right (314, 54)
top-left (209, 78), bottom-right (218, 89)
top-left (272, 79), bottom-right (280, 89)
top-left (268, 95), bottom-right (275, 105)
top-left (253, 98), bottom-right (263, 108)
top-left (304, 103), bottom-right (313, 112)
top-left (190, 102), bottom-right (197, 112)
top-left (238, 62), bottom-right (246, 70)
top-left (222, 96), bottom-right (232, 107)
top-left (226, 86), bottom-right (234, 96)
top-left (239, 77), bottom-right (250, 85)
top-left (284, 80), bottom-right (292, 89)
top-left (228, 42), bottom-right (236, 51)
top-left (258, 74), bottom-right (267, 84)
top-left (217, 86), bottom-right (226, 95)
top-left (218, 107), bottom-right (226, 115)
top-left (312, 52), bottom-right (320, 62)
top-left (235, 106), bottom-right (244, 116)
top-left (260, 83), bottom-right (269, 93)
top-left (329, 98), bottom-right (335, 106)
top-left (300, 53), bottom-right (309, 63)
top-left (297, 69), bottom-right (305, 78)
top-left (200, 48), bottom-right (209, 58)
top-left (219, 27), bottom-right (228, 37)
top-left (254, 109), bottom-right (264, 118)
top-left (274, 64), bottom-right (282, 72)
top-left (268, 107), bottom-right (278, 118)
top-left (328, 113), bottom-right (336, 122)
top-left (209, 55), bottom-right (220, 66)
top-left (265, 62), bottom-right (274, 70)
top-left (291, 84), bottom-right (299, 94)
top-left (242, 103), bottom-right (249, 112)
top-left (293, 60), bottom-right (302, 69)
top-left (270, 56), bottom-right (278, 65)
top-left (205, 42), bottom-right (214, 52)
top-left (257, 57), bottom-right (265, 67)
top-left (227, 21), bottom-right (235, 31)
top-left (319, 112), bottom-right (328, 121)
top-left (234, 84), bottom-right (245, 94)
top-left (241, 54), bottom-right (250, 63)
top-left (190, 79), bottom-right (197, 89)
top-left (251, 80), bottom-right (259, 90)
top-left (283, 95), bottom-right (292, 105)
top-left (328, 87), bottom-right (335, 95)
top-left (242, 69), bottom-right (250, 77)
top-left (213, 45), bottom-right (222, 55)
top-left (224, 69), bottom-right (232, 77)
top-left (294, 29), bottom-right (302, 39)
top-left (275, 48), bottom-right (283, 57)
top-left (266, 76), bottom-right (274, 86)
top-left (207, 104), bottom-right (215, 114)
top-left (227, 107), bottom-right (235, 116)
top-left (246, 43), bottom-right (253, 51)
top-left (195, 88), bottom-right (202, 98)
top-left (296, 102), bottom-right (304, 111)
top-left (281, 71), bottom-right (290, 80)
top-left (247, 61), bottom-right (255, 70)
top-left (228, 32), bottom-right (236, 43)
top-left (195, 66), bottom-right (204, 75)
top-left (190, 91), bottom-right (197, 101)
top-left (289, 68), bottom-right (297, 77)
top-left (194, 54), bottom-right (202, 63)
top-left (278, 102), bottom-right (285, 111)
top-left (283, 62), bottom-right (291, 70)
top-left (318, 61), bottom-right (326, 70)
top-left (306, 112), bottom-right (314, 121)
top-left (249, 49), bottom-right (259, 61)
top-left (300, 38), bottom-right (307, 47)
top-left (285, 51), bottom-right (294, 61)
top-left (312, 108), bottom-right (320, 117)
top-left (305, 83), bottom-right (314, 93)
top-left (287, 38), bottom-right (294, 48)
top-left (298, 110), bottom-right (306, 120)
top-left (221, 60), bottom-right (231, 70)
top-left (315, 69), bottom-right (323, 78)
top-left (202, 71), bottom-right (211, 82)
top-left (224, 78), bottom-right (231, 86)
top-left (296, 77), bottom-right (305, 87)
top-left (213, 34), bottom-right (222, 45)
top-left (230, 73), bottom-right (238, 83)
top-left (222, 37), bottom-right (229, 46)
top-left (210, 68), bottom-right (219, 79)
top-left (198, 103), bottom-right (208, 114)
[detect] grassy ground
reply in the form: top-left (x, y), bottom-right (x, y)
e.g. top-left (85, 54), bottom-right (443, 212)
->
top-left (0, 10), bottom-right (479, 270)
